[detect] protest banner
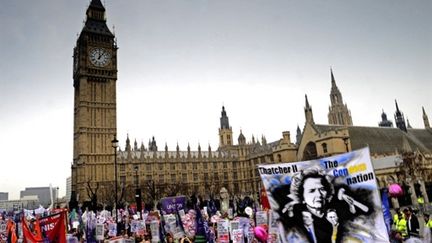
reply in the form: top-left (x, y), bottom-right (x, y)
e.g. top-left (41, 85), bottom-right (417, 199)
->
top-left (229, 219), bottom-right (239, 240)
top-left (268, 210), bottom-right (280, 243)
top-left (232, 229), bottom-right (244, 243)
top-left (150, 220), bottom-right (160, 243)
top-left (38, 210), bottom-right (67, 243)
top-left (108, 222), bottom-right (117, 237)
top-left (164, 213), bottom-right (184, 238)
top-left (247, 227), bottom-right (255, 243)
top-left (255, 211), bottom-right (268, 227)
top-left (130, 220), bottom-right (139, 233)
top-left (258, 147), bottom-right (389, 243)
top-left (160, 196), bottom-right (186, 215)
top-left (136, 220), bottom-right (146, 236)
top-left (217, 219), bottom-right (229, 243)
top-left (95, 223), bottom-right (104, 241)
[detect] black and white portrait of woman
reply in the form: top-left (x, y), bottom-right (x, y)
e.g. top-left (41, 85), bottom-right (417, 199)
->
top-left (259, 148), bottom-right (391, 243)
top-left (273, 167), bottom-right (374, 243)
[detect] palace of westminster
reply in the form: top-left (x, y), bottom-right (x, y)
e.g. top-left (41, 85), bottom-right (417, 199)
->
top-left (71, 0), bottom-right (432, 209)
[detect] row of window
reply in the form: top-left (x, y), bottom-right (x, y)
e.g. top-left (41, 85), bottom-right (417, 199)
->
top-left (118, 158), bottom-right (270, 171)
top-left (117, 169), bottom-right (259, 184)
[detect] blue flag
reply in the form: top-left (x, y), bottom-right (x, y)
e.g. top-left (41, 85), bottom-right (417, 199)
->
top-left (381, 188), bottom-right (392, 234)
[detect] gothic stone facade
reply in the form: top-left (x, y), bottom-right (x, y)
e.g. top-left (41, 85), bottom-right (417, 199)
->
top-left (71, 0), bottom-right (118, 203)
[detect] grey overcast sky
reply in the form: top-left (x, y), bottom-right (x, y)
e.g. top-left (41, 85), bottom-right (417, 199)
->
top-left (0, 0), bottom-right (431, 200)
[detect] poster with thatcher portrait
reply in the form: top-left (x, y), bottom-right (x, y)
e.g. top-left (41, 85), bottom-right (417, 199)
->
top-left (258, 147), bottom-right (389, 243)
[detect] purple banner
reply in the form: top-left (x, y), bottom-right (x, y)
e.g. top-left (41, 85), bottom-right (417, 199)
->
top-left (160, 196), bottom-right (187, 215)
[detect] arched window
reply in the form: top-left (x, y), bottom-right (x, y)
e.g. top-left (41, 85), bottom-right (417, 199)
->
top-left (322, 143), bottom-right (328, 154)
top-left (303, 142), bottom-right (318, 160)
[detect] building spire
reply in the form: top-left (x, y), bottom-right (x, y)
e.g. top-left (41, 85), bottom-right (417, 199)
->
top-left (395, 100), bottom-right (401, 113)
top-left (330, 68), bottom-right (341, 97)
top-left (406, 118), bottom-right (412, 129)
top-left (331, 67), bottom-right (336, 87)
top-left (126, 133), bottom-right (131, 151)
top-left (304, 94), bottom-right (314, 124)
top-left (305, 94), bottom-right (310, 108)
top-left (219, 106), bottom-right (233, 148)
top-left (327, 68), bottom-right (352, 126)
top-left (394, 99), bottom-right (407, 132)
top-left (86, 0), bottom-right (106, 22)
top-left (220, 106), bottom-right (230, 129)
top-left (379, 109), bottom-right (393, 127)
top-left (423, 106), bottom-right (430, 128)
top-left (296, 125), bottom-right (302, 145)
top-left (90, 0), bottom-right (105, 9)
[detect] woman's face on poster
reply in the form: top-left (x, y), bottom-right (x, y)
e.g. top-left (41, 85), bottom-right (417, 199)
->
top-left (303, 177), bottom-right (327, 209)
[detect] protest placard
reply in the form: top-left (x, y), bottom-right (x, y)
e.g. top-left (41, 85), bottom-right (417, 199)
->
top-left (232, 229), bottom-right (244, 243)
top-left (108, 223), bottom-right (117, 237)
top-left (150, 220), bottom-right (160, 243)
top-left (217, 219), bottom-right (229, 243)
top-left (255, 211), bottom-right (268, 227)
top-left (95, 223), bottom-right (104, 240)
top-left (258, 147), bottom-right (389, 242)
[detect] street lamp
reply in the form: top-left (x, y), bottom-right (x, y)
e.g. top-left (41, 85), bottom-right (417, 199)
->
top-left (134, 165), bottom-right (139, 188)
top-left (134, 165), bottom-right (142, 219)
top-left (111, 135), bottom-right (119, 224)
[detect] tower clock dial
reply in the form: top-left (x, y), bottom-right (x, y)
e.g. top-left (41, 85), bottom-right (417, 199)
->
top-left (89, 47), bottom-right (111, 67)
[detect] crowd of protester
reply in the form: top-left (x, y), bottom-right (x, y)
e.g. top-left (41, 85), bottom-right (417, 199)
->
top-left (3, 190), bottom-right (432, 242)
top-left (0, 191), bottom-right (274, 243)
top-left (390, 207), bottom-right (432, 243)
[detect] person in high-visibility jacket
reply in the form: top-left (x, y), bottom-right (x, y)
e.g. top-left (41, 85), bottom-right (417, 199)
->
top-left (393, 208), bottom-right (401, 227)
top-left (396, 213), bottom-right (408, 238)
top-left (423, 214), bottom-right (432, 242)
top-left (426, 214), bottom-right (432, 228)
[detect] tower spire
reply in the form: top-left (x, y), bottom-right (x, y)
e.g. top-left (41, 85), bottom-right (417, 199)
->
top-left (304, 94), bottom-right (314, 124)
top-left (378, 109), bottom-right (393, 127)
top-left (86, 0), bottom-right (106, 22)
top-left (331, 67), bottom-right (336, 87)
top-left (394, 99), bottom-right (407, 132)
top-left (219, 106), bottom-right (233, 148)
top-left (423, 106), bottom-right (430, 128)
top-left (406, 118), bottom-right (412, 129)
top-left (327, 68), bottom-right (352, 126)
top-left (296, 125), bottom-right (302, 145)
top-left (305, 94), bottom-right (310, 108)
top-left (395, 100), bottom-right (401, 113)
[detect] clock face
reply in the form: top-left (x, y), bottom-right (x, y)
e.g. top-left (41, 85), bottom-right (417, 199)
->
top-left (89, 47), bottom-right (111, 67)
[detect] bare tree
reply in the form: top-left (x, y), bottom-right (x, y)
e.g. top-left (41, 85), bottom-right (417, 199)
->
top-left (86, 180), bottom-right (99, 211)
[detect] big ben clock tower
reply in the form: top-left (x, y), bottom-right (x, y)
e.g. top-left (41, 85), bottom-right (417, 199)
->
top-left (71, 0), bottom-right (117, 202)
